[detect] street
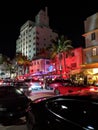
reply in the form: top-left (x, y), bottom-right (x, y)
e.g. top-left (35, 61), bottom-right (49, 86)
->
top-left (28, 89), bottom-right (54, 100)
top-left (0, 124), bottom-right (27, 130)
top-left (0, 89), bottom-right (54, 130)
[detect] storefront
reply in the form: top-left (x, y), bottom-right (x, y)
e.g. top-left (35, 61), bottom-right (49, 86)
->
top-left (81, 63), bottom-right (98, 85)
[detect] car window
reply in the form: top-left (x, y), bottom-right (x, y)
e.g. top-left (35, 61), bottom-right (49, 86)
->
top-left (47, 98), bottom-right (98, 127)
top-left (32, 82), bottom-right (41, 85)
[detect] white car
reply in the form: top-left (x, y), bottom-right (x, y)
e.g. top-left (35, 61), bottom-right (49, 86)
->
top-left (29, 82), bottom-right (43, 91)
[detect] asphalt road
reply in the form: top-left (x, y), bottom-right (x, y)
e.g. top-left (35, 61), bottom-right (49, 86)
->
top-left (0, 124), bottom-right (27, 130)
top-left (28, 89), bottom-right (54, 100)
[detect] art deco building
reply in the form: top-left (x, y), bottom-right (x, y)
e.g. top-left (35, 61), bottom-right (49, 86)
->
top-left (16, 7), bottom-right (58, 60)
top-left (82, 12), bottom-right (98, 82)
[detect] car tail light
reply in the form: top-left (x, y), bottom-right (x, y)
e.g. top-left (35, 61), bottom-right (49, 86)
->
top-left (39, 82), bottom-right (42, 85)
top-left (90, 88), bottom-right (95, 91)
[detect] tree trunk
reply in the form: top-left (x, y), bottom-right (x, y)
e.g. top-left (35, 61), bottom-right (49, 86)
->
top-left (59, 53), bottom-right (63, 78)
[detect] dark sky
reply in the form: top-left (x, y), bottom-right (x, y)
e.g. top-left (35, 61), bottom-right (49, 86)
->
top-left (0, 0), bottom-right (98, 59)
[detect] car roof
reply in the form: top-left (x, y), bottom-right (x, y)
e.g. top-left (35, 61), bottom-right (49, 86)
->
top-left (42, 93), bottom-right (98, 103)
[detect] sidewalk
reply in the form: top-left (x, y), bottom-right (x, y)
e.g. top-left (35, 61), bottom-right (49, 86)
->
top-left (0, 124), bottom-right (28, 130)
top-left (0, 124), bottom-right (27, 130)
top-left (0, 117), bottom-right (27, 130)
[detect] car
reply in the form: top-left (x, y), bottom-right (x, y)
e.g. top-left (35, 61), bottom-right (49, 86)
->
top-left (0, 79), bottom-right (4, 86)
top-left (53, 82), bottom-right (83, 95)
top-left (28, 82), bottom-right (43, 91)
top-left (14, 81), bottom-right (31, 96)
top-left (46, 79), bottom-right (71, 90)
top-left (66, 88), bottom-right (98, 96)
top-left (0, 85), bottom-right (31, 125)
top-left (27, 93), bottom-right (98, 130)
top-left (53, 81), bottom-right (98, 95)
top-left (24, 79), bottom-right (43, 91)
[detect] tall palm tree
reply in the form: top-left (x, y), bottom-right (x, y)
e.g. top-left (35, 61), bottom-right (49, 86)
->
top-left (59, 35), bottom-right (73, 75)
top-left (48, 35), bottom-right (73, 77)
top-left (0, 55), bottom-right (12, 78)
top-left (15, 52), bottom-right (31, 75)
top-left (22, 55), bottom-right (31, 74)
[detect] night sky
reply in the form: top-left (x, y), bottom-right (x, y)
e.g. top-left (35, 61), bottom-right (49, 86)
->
top-left (0, 0), bottom-right (98, 59)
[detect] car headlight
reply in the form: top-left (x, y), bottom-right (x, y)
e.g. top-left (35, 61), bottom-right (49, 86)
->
top-left (20, 88), bottom-right (23, 91)
top-left (28, 87), bottom-right (32, 91)
top-left (0, 107), bottom-right (7, 111)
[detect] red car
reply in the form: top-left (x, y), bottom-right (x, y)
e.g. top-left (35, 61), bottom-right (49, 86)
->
top-left (47, 79), bottom-right (71, 90)
top-left (54, 83), bottom-right (98, 95)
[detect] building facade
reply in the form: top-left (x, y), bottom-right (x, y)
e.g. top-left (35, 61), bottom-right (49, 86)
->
top-left (54, 47), bottom-right (83, 79)
top-left (29, 58), bottom-right (51, 74)
top-left (16, 7), bottom-right (58, 60)
top-left (82, 12), bottom-right (98, 84)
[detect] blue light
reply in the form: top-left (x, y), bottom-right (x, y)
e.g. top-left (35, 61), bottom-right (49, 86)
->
top-left (48, 65), bottom-right (53, 72)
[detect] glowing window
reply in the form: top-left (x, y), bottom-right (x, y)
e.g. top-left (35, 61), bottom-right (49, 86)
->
top-left (92, 48), bottom-right (96, 56)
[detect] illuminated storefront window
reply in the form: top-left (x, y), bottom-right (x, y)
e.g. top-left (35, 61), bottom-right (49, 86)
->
top-left (92, 48), bottom-right (96, 56)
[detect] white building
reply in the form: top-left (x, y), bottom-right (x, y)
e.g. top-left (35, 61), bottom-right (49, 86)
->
top-left (16, 7), bottom-right (58, 60)
top-left (29, 58), bottom-right (52, 74)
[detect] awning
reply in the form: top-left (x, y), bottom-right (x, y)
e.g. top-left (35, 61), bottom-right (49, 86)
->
top-left (81, 63), bottom-right (98, 69)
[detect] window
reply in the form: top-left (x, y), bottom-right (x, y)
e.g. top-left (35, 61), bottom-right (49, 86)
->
top-left (29, 45), bottom-right (31, 48)
top-left (92, 48), bottom-right (96, 56)
top-left (29, 40), bottom-right (31, 42)
top-left (37, 42), bottom-right (39, 45)
top-left (36, 36), bottom-right (39, 40)
top-left (37, 61), bottom-right (39, 64)
top-left (36, 31), bottom-right (39, 34)
top-left (91, 32), bottom-right (95, 40)
top-left (46, 61), bottom-right (50, 64)
top-left (71, 52), bottom-right (74, 57)
top-left (34, 62), bottom-right (36, 65)
top-left (47, 99), bottom-right (97, 125)
top-left (71, 63), bottom-right (76, 69)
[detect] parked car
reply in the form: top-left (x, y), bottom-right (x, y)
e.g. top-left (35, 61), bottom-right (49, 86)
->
top-left (28, 82), bottom-right (43, 91)
top-left (1, 79), bottom-right (13, 86)
top-left (14, 81), bottom-right (31, 96)
top-left (53, 81), bottom-right (98, 95)
top-left (46, 79), bottom-right (71, 90)
top-left (0, 85), bottom-right (31, 125)
top-left (24, 79), bottom-right (43, 91)
top-left (66, 88), bottom-right (98, 96)
top-left (27, 93), bottom-right (98, 130)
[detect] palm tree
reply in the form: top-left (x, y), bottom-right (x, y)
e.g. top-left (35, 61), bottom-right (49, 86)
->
top-left (22, 55), bottom-right (31, 74)
top-left (0, 55), bottom-right (12, 78)
top-left (15, 52), bottom-right (31, 75)
top-left (59, 35), bottom-right (73, 75)
top-left (48, 35), bottom-right (73, 77)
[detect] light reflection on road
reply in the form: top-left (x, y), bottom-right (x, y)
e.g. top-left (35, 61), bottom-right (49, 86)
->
top-left (28, 89), bottom-right (55, 101)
